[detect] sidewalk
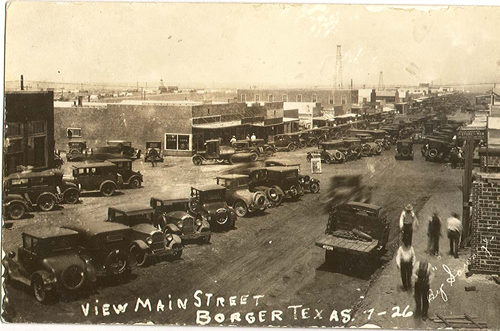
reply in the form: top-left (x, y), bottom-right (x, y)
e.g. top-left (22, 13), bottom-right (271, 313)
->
top-left (351, 189), bottom-right (500, 329)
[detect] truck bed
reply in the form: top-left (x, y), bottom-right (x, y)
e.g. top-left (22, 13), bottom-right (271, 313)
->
top-left (315, 233), bottom-right (379, 255)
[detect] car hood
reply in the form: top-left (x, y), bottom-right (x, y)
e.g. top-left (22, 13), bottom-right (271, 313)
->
top-left (229, 189), bottom-right (254, 202)
top-left (203, 201), bottom-right (228, 213)
top-left (42, 253), bottom-right (85, 274)
top-left (131, 223), bottom-right (159, 235)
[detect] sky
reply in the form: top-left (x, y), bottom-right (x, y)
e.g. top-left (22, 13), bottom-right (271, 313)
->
top-left (4, 2), bottom-right (500, 88)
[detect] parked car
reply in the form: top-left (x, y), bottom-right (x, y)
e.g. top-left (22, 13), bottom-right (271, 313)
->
top-left (307, 140), bottom-right (346, 164)
top-left (216, 174), bottom-right (268, 217)
top-left (356, 134), bottom-right (382, 156)
top-left (63, 222), bottom-right (135, 277)
top-left (3, 227), bottom-right (96, 303)
top-left (69, 162), bottom-right (123, 197)
top-left (87, 146), bottom-right (135, 161)
top-left (395, 140), bottom-right (414, 160)
top-left (3, 169), bottom-right (80, 218)
top-left (150, 197), bottom-right (211, 243)
top-left (188, 185), bottom-right (237, 231)
top-left (272, 133), bottom-right (305, 151)
top-left (106, 140), bottom-right (138, 159)
top-left (144, 141), bottom-right (164, 163)
top-left (422, 138), bottom-right (452, 162)
top-left (192, 139), bottom-right (258, 165)
top-left (243, 166), bottom-right (304, 202)
top-left (106, 205), bottom-right (183, 266)
top-left (342, 138), bottom-right (362, 160)
top-left (66, 140), bottom-right (88, 162)
top-left (232, 139), bottom-right (275, 157)
top-left (264, 159), bottom-right (320, 194)
top-left (107, 158), bottom-right (143, 188)
top-left (316, 202), bottom-right (390, 264)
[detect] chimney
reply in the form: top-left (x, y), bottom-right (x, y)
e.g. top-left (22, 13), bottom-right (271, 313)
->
top-left (20, 75), bottom-right (24, 90)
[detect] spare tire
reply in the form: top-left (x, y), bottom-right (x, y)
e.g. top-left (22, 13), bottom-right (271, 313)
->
top-left (61, 265), bottom-right (86, 290)
top-left (401, 148), bottom-right (411, 157)
top-left (253, 191), bottom-right (267, 208)
top-left (334, 150), bottom-right (344, 162)
top-left (266, 187), bottom-right (282, 207)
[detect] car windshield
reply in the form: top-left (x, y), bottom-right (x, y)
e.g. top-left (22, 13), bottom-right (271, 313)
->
top-left (201, 190), bottom-right (225, 203)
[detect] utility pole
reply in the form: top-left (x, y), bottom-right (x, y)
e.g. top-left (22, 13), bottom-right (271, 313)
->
top-left (335, 45), bottom-right (343, 89)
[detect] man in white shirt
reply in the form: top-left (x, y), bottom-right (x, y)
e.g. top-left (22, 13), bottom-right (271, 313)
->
top-left (399, 204), bottom-right (419, 246)
top-left (446, 212), bottom-right (462, 258)
top-left (413, 260), bottom-right (434, 320)
top-left (251, 133), bottom-right (257, 141)
top-left (396, 243), bottom-right (416, 291)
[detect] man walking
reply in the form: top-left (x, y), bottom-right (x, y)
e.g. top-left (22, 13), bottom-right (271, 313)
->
top-left (413, 260), bottom-right (434, 320)
top-left (396, 242), bottom-right (416, 291)
top-left (399, 204), bottom-right (419, 246)
top-left (447, 212), bottom-right (462, 258)
top-left (427, 212), bottom-right (441, 256)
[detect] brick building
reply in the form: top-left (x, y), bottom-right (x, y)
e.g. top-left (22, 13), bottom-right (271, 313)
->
top-left (469, 173), bottom-right (500, 273)
top-left (4, 91), bottom-right (55, 174)
top-left (237, 88), bottom-right (358, 115)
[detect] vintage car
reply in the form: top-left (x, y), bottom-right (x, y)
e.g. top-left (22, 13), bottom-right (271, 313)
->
top-left (144, 141), bottom-right (164, 163)
top-left (3, 169), bottom-right (80, 218)
top-left (66, 140), bottom-right (88, 162)
top-left (342, 138), bottom-right (362, 160)
top-left (192, 139), bottom-right (258, 165)
top-left (106, 140), bottom-right (138, 158)
top-left (216, 174), bottom-right (268, 217)
top-left (303, 127), bottom-right (330, 146)
top-left (316, 202), bottom-right (390, 264)
top-left (272, 133), bottom-right (305, 151)
top-left (422, 138), bottom-right (452, 162)
top-left (243, 166), bottom-right (304, 202)
top-left (87, 145), bottom-right (137, 161)
top-left (107, 158), bottom-right (143, 188)
top-left (356, 134), bottom-right (382, 156)
top-left (63, 222), bottom-right (134, 277)
top-left (188, 185), bottom-right (237, 231)
top-left (69, 162), bottom-right (123, 197)
top-left (150, 197), bottom-right (211, 243)
top-left (307, 140), bottom-right (346, 164)
top-left (264, 159), bottom-right (320, 194)
top-left (106, 205), bottom-right (183, 265)
top-left (395, 140), bottom-right (414, 160)
top-left (3, 227), bottom-right (96, 303)
top-left (232, 139), bottom-right (275, 157)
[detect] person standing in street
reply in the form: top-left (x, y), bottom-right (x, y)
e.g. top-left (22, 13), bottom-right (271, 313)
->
top-left (427, 212), bottom-right (441, 256)
top-left (230, 135), bottom-right (237, 145)
top-left (446, 212), bottom-right (462, 258)
top-left (251, 132), bottom-right (257, 141)
top-left (399, 204), bottom-right (419, 246)
top-left (413, 260), bottom-right (434, 320)
top-left (396, 242), bottom-right (416, 291)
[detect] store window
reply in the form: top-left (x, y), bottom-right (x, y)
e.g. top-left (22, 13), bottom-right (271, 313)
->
top-left (312, 94), bottom-right (317, 103)
top-left (296, 94), bottom-right (302, 102)
top-left (329, 95), bottom-right (334, 104)
top-left (165, 133), bottom-right (191, 151)
top-left (240, 94), bottom-right (246, 102)
top-left (282, 94), bottom-right (288, 102)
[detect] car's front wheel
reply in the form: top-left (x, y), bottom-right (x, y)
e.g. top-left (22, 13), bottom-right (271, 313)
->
top-left (8, 202), bottom-right (26, 220)
top-left (310, 182), bottom-right (320, 194)
top-left (130, 244), bottom-right (148, 267)
top-left (233, 201), bottom-right (248, 217)
top-left (101, 183), bottom-right (116, 197)
top-left (37, 194), bottom-right (56, 212)
top-left (64, 189), bottom-right (80, 204)
top-left (32, 276), bottom-right (53, 303)
top-left (129, 177), bottom-right (141, 189)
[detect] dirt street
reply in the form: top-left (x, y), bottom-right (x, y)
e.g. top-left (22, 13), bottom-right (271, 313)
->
top-left (2, 145), bottom-right (462, 327)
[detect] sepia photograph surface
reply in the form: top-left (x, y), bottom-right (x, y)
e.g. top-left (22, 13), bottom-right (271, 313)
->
top-left (1, 1), bottom-right (500, 329)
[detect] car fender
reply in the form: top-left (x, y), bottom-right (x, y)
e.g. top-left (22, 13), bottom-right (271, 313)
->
top-left (4, 195), bottom-right (32, 210)
top-left (99, 180), bottom-right (117, 192)
top-left (80, 255), bottom-right (97, 283)
top-left (168, 233), bottom-right (182, 246)
top-left (131, 239), bottom-right (150, 252)
top-left (165, 223), bottom-right (181, 235)
top-left (31, 270), bottom-right (56, 286)
top-left (128, 175), bottom-right (143, 185)
top-left (231, 190), bottom-right (253, 206)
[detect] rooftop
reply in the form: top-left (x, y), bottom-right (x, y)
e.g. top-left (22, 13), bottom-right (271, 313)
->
top-left (109, 204), bottom-right (154, 214)
top-left (24, 227), bottom-right (78, 239)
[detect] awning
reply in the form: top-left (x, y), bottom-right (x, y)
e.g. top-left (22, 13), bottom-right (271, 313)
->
top-left (250, 121), bottom-right (284, 127)
top-left (192, 120), bottom-right (243, 129)
top-left (283, 117), bottom-right (300, 123)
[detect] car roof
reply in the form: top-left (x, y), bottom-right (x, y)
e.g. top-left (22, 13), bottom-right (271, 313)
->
top-left (344, 201), bottom-right (382, 211)
top-left (265, 166), bottom-right (297, 172)
top-left (71, 161), bottom-right (116, 168)
top-left (107, 140), bottom-right (131, 143)
top-left (106, 158), bottom-right (132, 163)
top-left (193, 184), bottom-right (226, 191)
top-left (264, 159), bottom-right (299, 166)
top-left (24, 227), bottom-right (79, 239)
top-left (321, 140), bottom-right (344, 145)
top-left (109, 204), bottom-right (154, 214)
top-left (68, 139), bottom-right (86, 143)
top-left (343, 138), bottom-right (361, 142)
top-left (6, 169), bottom-right (63, 180)
top-left (151, 197), bottom-right (189, 204)
top-left (217, 174), bottom-right (250, 180)
top-left (63, 222), bottom-right (131, 235)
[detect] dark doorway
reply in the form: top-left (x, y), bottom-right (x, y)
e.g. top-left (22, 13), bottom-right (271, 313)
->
top-left (33, 136), bottom-right (46, 167)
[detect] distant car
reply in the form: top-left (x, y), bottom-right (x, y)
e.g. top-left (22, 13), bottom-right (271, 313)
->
top-left (3, 169), bottom-right (80, 218)
top-left (107, 158), bottom-right (143, 188)
top-left (144, 141), bottom-right (164, 163)
top-left (395, 140), bottom-right (414, 160)
top-left (216, 174), bottom-right (268, 217)
top-left (272, 133), bottom-right (304, 151)
top-left (106, 205), bottom-right (183, 266)
top-left (63, 222), bottom-right (135, 277)
top-left (150, 197), bottom-right (211, 244)
top-left (232, 139), bottom-right (275, 157)
top-left (106, 140), bottom-right (137, 159)
top-left (192, 139), bottom-right (258, 165)
top-left (66, 140), bottom-right (88, 162)
top-left (342, 138), bottom-right (363, 160)
top-left (3, 227), bottom-right (96, 303)
top-left (242, 166), bottom-right (304, 202)
top-left (188, 185), bottom-right (237, 231)
top-left (264, 159), bottom-right (320, 194)
top-left (69, 162), bottom-right (123, 196)
top-left (307, 140), bottom-right (346, 164)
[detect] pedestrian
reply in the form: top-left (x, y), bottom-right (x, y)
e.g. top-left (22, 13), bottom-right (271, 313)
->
top-left (251, 133), bottom-right (257, 141)
top-left (427, 212), bottom-right (441, 256)
top-left (446, 212), bottom-right (462, 258)
top-left (396, 242), bottom-right (416, 291)
top-left (450, 146), bottom-right (459, 169)
top-left (399, 204), bottom-right (419, 246)
top-left (246, 134), bottom-right (251, 140)
top-left (230, 135), bottom-right (237, 145)
top-left (413, 260), bottom-right (434, 320)
top-left (149, 148), bottom-right (158, 168)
